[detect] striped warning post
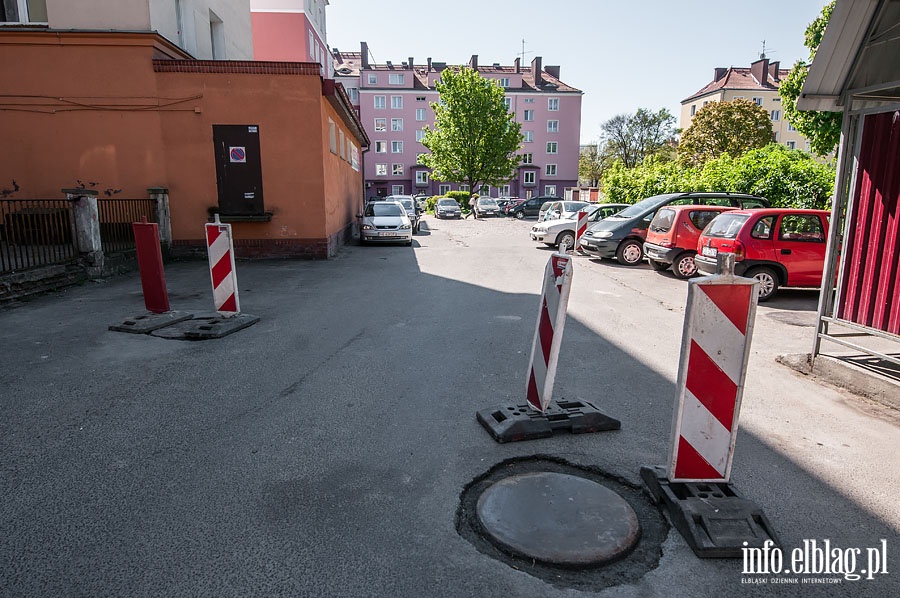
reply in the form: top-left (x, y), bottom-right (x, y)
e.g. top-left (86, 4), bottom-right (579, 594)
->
top-left (575, 210), bottom-right (589, 252)
top-left (525, 251), bottom-right (574, 412)
top-left (668, 263), bottom-right (758, 482)
top-left (205, 217), bottom-right (240, 314)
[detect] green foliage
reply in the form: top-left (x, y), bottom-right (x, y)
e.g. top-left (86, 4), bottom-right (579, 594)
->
top-left (602, 144), bottom-right (834, 209)
top-left (445, 190), bottom-right (470, 203)
top-left (421, 68), bottom-right (522, 193)
top-left (425, 195), bottom-right (441, 212)
top-left (678, 99), bottom-right (774, 167)
top-left (601, 108), bottom-right (676, 168)
top-left (780, 1), bottom-right (842, 156)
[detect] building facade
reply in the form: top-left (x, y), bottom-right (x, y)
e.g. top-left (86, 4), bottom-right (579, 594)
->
top-left (250, 0), bottom-right (331, 76)
top-left (680, 57), bottom-right (811, 151)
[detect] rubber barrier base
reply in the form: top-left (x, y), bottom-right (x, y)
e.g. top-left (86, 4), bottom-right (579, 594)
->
top-left (640, 465), bottom-right (781, 558)
top-left (108, 311), bottom-right (193, 334)
top-left (476, 400), bottom-right (621, 443)
top-left (149, 312), bottom-right (260, 340)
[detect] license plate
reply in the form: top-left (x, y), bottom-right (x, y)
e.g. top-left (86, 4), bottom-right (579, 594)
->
top-left (701, 246), bottom-right (717, 258)
top-left (379, 232), bottom-right (400, 237)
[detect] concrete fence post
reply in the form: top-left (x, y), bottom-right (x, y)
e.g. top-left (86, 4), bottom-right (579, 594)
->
top-left (147, 186), bottom-right (171, 249)
top-left (62, 188), bottom-right (103, 277)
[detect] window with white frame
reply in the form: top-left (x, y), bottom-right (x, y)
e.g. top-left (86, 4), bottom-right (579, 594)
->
top-left (774, 132), bottom-right (779, 141)
top-left (391, 118), bottom-right (403, 131)
top-left (752, 97), bottom-right (763, 106)
top-left (391, 95), bottom-right (403, 109)
top-left (416, 130), bottom-right (426, 142)
top-left (393, 164), bottom-right (404, 176)
top-left (690, 104), bottom-right (696, 116)
top-left (548, 98), bottom-right (559, 111)
top-left (771, 110), bottom-right (781, 121)
top-left (392, 141), bottom-right (403, 153)
top-left (786, 141), bottom-right (796, 150)
top-left (787, 123), bottom-right (797, 132)
top-left (309, 31), bottom-right (314, 57)
top-left (503, 97), bottom-right (511, 110)
top-left (524, 109), bottom-right (534, 121)
top-left (351, 143), bottom-right (359, 171)
top-left (547, 120), bottom-right (559, 133)
top-left (389, 73), bottom-right (405, 85)
top-left (416, 96), bottom-right (426, 101)
top-left (375, 163), bottom-right (387, 176)
top-left (523, 131), bottom-right (533, 143)
top-left (374, 95), bottom-right (386, 109)
top-left (544, 185), bottom-right (557, 196)
top-left (367, 73), bottom-right (377, 85)
top-left (415, 108), bottom-right (426, 121)
top-left (416, 171), bottom-right (429, 184)
top-left (524, 98), bottom-right (534, 103)
top-left (734, 95), bottom-right (744, 100)
top-left (499, 78), bottom-right (510, 87)
top-left (339, 129), bottom-right (346, 159)
top-left (460, 184), bottom-right (469, 192)
top-left (3, 0), bottom-right (47, 22)
top-left (524, 172), bottom-right (535, 185)
top-left (805, 141), bottom-right (811, 152)
top-left (347, 88), bottom-right (359, 102)
top-left (501, 185), bottom-right (511, 196)
top-left (328, 119), bottom-right (337, 154)
top-left (546, 142), bottom-right (558, 154)
top-left (439, 184), bottom-right (451, 195)
top-left (374, 118), bottom-right (386, 131)
top-left (521, 153), bottom-right (533, 164)
top-left (392, 185), bottom-right (404, 194)
top-left (374, 141), bottom-right (387, 153)
top-left (545, 164), bottom-right (557, 176)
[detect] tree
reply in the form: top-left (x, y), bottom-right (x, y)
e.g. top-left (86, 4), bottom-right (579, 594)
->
top-left (780, 1), bottom-right (842, 156)
top-left (600, 108), bottom-right (676, 168)
top-left (677, 99), bottom-right (774, 167)
top-left (578, 143), bottom-right (609, 187)
top-left (421, 67), bottom-right (522, 196)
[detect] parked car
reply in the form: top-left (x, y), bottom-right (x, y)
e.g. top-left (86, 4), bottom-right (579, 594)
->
top-left (434, 197), bottom-right (461, 219)
top-left (384, 194), bottom-right (421, 233)
top-left (475, 197), bottom-right (501, 217)
top-left (694, 208), bottom-right (831, 301)
top-left (580, 192), bottom-right (769, 266)
top-left (414, 194), bottom-right (428, 211)
top-left (530, 203), bottom-right (629, 248)
top-left (496, 197), bottom-right (519, 212)
top-left (537, 200), bottom-right (591, 223)
top-left (502, 198), bottom-right (526, 216)
top-left (643, 205), bottom-right (737, 279)
top-left (506, 196), bottom-right (558, 219)
top-left (358, 200), bottom-right (413, 246)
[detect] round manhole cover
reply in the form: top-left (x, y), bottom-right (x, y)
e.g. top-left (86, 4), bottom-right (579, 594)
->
top-left (476, 471), bottom-right (640, 566)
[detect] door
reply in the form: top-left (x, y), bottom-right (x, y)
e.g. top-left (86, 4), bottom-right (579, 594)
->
top-left (774, 213), bottom-right (828, 286)
top-left (213, 125), bottom-right (264, 215)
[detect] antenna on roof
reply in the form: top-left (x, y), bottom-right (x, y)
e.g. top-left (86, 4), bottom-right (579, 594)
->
top-left (760, 40), bottom-right (767, 60)
top-left (518, 38), bottom-right (532, 63)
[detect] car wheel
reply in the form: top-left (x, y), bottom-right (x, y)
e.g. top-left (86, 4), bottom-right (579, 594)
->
top-left (615, 239), bottom-right (644, 266)
top-left (649, 259), bottom-right (669, 272)
top-left (556, 231), bottom-right (576, 251)
top-left (747, 266), bottom-right (779, 301)
top-left (672, 252), bottom-right (699, 279)
top-left (515, 211), bottom-right (525, 220)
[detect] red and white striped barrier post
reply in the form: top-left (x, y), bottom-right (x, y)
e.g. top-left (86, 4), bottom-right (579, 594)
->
top-left (668, 254), bottom-right (758, 482)
top-left (575, 209), bottom-right (589, 252)
top-left (525, 250), bottom-right (574, 412)
top-left (205, 215), bottom-right (240, 315)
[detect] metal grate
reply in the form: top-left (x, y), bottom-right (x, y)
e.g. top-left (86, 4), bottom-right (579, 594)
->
top-left (97, 198), bottom-right (157, 253)
top-left (0, 199), bottom-right (79, 275)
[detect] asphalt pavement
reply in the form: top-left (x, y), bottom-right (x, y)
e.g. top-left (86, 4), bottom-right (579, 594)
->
top-left (1, 214), bottom-right (897, 597)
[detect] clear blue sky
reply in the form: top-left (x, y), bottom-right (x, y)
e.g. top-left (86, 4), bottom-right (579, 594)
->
top-left (325, 0), bottom-right (828, 144)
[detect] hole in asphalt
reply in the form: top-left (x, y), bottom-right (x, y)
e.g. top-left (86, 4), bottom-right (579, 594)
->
top-left (456, 455), bottom-right (668, 592)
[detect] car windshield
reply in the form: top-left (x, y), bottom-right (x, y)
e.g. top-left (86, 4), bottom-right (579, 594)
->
top-left (398, 199), bottom-right (414, 210)
top-left (365, 202), bottom-right (404, 217)
top-left (704, 213), bottom-right (750, 238)
top-left (650, 208), bottom-right (676, 232)
top-left (563, 202), bottom-right (588, 212)
top-left (437, 199), bottom-right (458, 207)
top-left (613, 194), bottom-right (677, 219)
top-left (478, 198), bottom-right (498, 206)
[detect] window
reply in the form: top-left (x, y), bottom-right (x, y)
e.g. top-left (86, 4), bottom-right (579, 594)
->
top-left (374, 141), bottom-right (387, 153)
top-left (501, 185), bottom-right (511, 196)
top-left (752, 97), bottom-right (763, 106)
top-left (367, 73), bottom-right (377, 85)
top-left (391, 96), bottom-right (403, 109)
top-left (524, 98), bottom-right (534, 103)
top-left (416, 96), bottom-right (426, 101)
top-left (391, 141), bottom-right (403, 153)
top-left (374, 118), bottom-right (386, 131)
top-left (788, 123), bottom-right (797, 132)
top-left (375, 163), bottom-right (387, 176)
top-left (771, 110), bottom-right (781, 121)
top-left (460, 184), bottom-right (469, 192)
top-left (389, 73), bottom-right (405, 85)
top-left (350, 144), bottom-right (359, 171)
top-left (524, 109), bottom-right (534, 121)
top-left (393, 164), bottom-right (404, 176)
top-left (347, 138), bottom-right (352, 161)
top-left (524, 172), bottom-right (535, 185)
top-left (545, 164), bottom-right (557, 176)
top-left (339, 130), bottom-right (346, 159)
top-left (415, 108), bottom-right (426, 121)
top-left (690, 105), bottom-right (696, 116)
top-left (392, 185), bottom-right (404, 195)
top-left (439, 184), bottom-right (451, 195)
top-left (786, 141), bottom-right (797, 150)
top-left (499, 78), bottom-right (510, 87)
top-left (733, 95), bottom-right (744, 100)
top-left (521, 153), bottom-right (533, 164)
top-left (547, 120), bottom-right (559, 133)
top-left (548, 98), bottom-right (559, 111)
top-left (779, 215), bottom-right (825, 242)
top-left (503, 97), bottom-right (511, 110)
top-left (544, 185), bottom-right (557, 196)
top-left (416, 130), bottom-right (426, 142)
top-left (751, 216), bottom-right (775, 240)
top-left (374, 95), bottom-right (386, 109)
top-left (416, 171), bottom-right (429, 185)
top-left (328, 119), bottom-right (337, 154)
top-left (523, 131), bottom-right (533, 143)
top-left (546, 142), bottom-right (558, 154)
top-left (391, 118), bottom-right (403, 131)
top-left (347, 88), bottom-right (359, 102)
top-left (2, 0), bottom-right (47, 22)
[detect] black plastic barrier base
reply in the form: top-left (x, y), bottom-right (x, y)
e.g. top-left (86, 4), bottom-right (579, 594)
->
top-left (476, 400), bottom-right (620, 443)
top-left (109, 311), bottom-right (193, 334)
top-left (640, 465), bottom-right (781, 558)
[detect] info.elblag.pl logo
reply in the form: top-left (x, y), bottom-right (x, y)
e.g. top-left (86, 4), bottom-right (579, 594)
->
top-left (741, 540), bottom-right (889, 584)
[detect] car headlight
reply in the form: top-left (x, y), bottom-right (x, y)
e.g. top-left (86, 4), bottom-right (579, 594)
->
top-left (596, 231), bottom-right (614, 238)
top-left (361, 224), bottom-right (374, 230)
top-left (399, 223), bottom-right (412, 230)
top-left (532, 226), bottom-right (546, 233)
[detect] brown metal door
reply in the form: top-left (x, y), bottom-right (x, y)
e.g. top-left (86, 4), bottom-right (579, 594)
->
top-left (213, 125), bottom-right (264, 215)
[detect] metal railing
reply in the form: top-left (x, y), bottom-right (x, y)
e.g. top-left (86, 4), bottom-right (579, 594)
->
top-left (0, 199), bottom-right (79, 275)
top-left (97, 197), bottom-right (157, 253)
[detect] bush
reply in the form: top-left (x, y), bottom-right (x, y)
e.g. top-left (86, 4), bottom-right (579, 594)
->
top-left (425, 195), bottom-right (441, 212)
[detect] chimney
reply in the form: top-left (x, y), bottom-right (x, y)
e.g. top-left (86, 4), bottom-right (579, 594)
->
top-left (768, 61), bottom-right (780, 83)
top-left (514, 57), bottom-right (520, 74)
top-left (427, 57), bottom-right (432, 73)
top-left (544, 65), bottom-right (560, 79)
top-left (751, 57), bottom-right (769, 86)
top-left (531, 56), bottom-right (542, 87)
top-left (409, 56), bottom-right (414, 69)
top-left (714, 67), bottom-right (727, 81)
top-left (469, 54), bottom-right (478, 70)
top-left (361, 41), bottom-right (370, 69)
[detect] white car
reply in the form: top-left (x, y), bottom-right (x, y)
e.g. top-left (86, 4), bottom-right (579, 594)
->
top-left (537, 200), bottom-right (591, 222)
top-left (530, 203), bottom-right (630, 248)
top-left (359, 200), bottom-right (413, 245)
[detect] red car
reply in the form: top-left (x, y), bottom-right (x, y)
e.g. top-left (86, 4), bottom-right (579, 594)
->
top-left (643, 205), bottom-right (737, 279)
top-left (694, 208), bottom-right (831, 301)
